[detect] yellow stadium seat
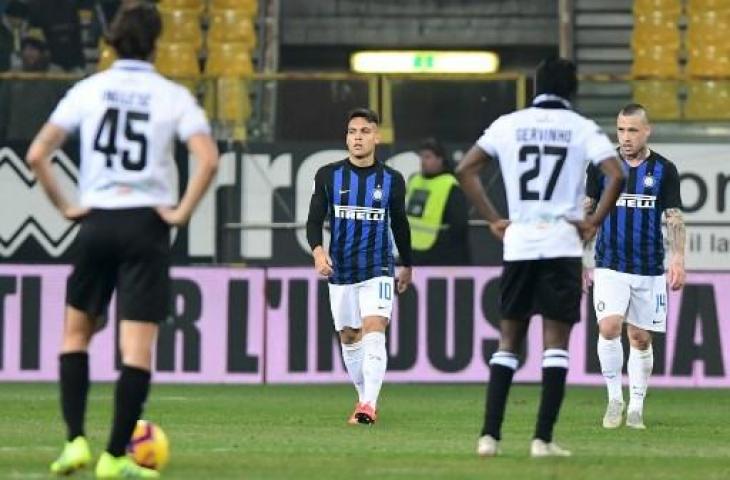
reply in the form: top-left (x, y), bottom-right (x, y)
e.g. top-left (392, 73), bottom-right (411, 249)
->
top-left (160, 9), bottom-right (202, 48)
top-left (631, 28), bottom-right (680, 51)
top-left (685, 81), bottom-right (730, 119)
top-left (634, 0), bottom-right (682, 18)
top-left (159, 0), bottom-right (204, 11)
top-left (686, 43), bottom-right (730, 77)
top-left (632, 80), bottom-right (680, 120)
top-left (686, 10), bottom-right (730, 46)
top-left (631, 45), bottom-right (680, 78)
top-left (632, 13), bottom-right (680, 50)
top-left (214, 77), bottom-right (252, 123)
top-left (210, 0), bottom-right (258, 16)
top-left (207, 9), bottom-right (257, 47)
top-left (205, 42), bottom-right (254, 76)
top-left (155, 42), bottom-right (200, 78)
top-left (687, 0), bottom-right (730, 14)
top-left (97, 41), bottom-right (116, 71)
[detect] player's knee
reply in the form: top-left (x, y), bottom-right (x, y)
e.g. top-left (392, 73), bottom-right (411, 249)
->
top-left (62, 322), bottom-right (94, 352)
top-left (61, 332), bottom-right (91, 352)
top-left (598, 316), bottom-right (622, 339)
top-left (338, 328), bottom-right (361, 344)
top-left (362, 316), bottom-right (388, 333)
top-left (120, 346), bottom-right (153, 370)
top-left (628, 331), bottom-right (651, 350)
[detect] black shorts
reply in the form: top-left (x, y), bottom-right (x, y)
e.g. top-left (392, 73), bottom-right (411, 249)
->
top-left (66, 208), bottom-right (171, 323)
top-left (500, 257), bottom-right (582, 324)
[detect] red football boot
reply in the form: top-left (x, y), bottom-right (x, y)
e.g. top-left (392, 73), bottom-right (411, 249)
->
top-left (354, 402), bottom-right (377, 425)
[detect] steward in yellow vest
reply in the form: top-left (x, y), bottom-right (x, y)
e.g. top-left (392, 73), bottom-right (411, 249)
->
top-left (406, 139), bottom-right (471, 265)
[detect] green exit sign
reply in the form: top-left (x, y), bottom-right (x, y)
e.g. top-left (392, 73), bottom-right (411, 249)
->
top-left (414, 54), bottom-right (435, 70)
top-left (351, 51), bottom-right (500, 74)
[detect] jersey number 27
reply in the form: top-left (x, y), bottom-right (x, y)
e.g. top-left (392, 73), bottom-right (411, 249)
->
top-left (93, 107), bottom-right (149, 171)
top-left (519, 144), bottom-right (567, 201)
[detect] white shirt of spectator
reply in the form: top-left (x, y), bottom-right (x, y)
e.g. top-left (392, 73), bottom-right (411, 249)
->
top-left (49, 59), bottom-right (210, 209)
top-left (476, 94), bottom-right (615, 261)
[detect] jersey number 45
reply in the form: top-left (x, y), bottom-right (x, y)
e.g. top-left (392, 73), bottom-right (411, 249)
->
top-left (93, 107), bottom-right (149, 171)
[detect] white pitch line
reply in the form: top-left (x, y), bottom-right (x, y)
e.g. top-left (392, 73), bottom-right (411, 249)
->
top-left (0, 446), bottom-right (55, 452)
top-left (6, 472), bottom-right (48, 479)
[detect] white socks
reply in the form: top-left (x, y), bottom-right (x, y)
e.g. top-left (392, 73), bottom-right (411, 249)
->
top-left (341, 341), bottom-right (364, 402)
top-left (628, 345), bottom-right (653, 412)
top-left (361, 332), bottom-right (387, 407)
top-left (597, 335), bottom-right (624, 402)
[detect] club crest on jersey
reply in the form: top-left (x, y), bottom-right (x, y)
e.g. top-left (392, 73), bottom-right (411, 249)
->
top-left (643, 175), bottom-right (655, 188)
top-left (372, 186), bottom-right (383, 201)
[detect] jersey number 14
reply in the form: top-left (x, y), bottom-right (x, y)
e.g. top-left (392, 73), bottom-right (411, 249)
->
top-left (93, 107), bottom-right (149, 171)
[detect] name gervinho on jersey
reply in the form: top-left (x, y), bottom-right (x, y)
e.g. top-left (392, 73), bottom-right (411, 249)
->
top-left (333, 205), bottom-right (386, 221)
top-left (515, 127), bottom-right (572, 143)
top-left (615, 193), bottom-right (656, 209)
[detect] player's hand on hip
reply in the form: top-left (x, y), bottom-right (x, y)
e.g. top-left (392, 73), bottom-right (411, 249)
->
top-left (667, 260), bottom-right (686, 291)
top-left (62, 206), bottom-right (89, 221)
top-left (396, 266), bottom-right (412, 293)
top-left (573, 219), bottom-right (598, 242)
top-left (313, 247), bottom-right (333, 277)
top-left (582, 267), bottom-right (594, 293)
top-left (156, 206), bottom-right (190, 226)
top-left (488, 219), bottom-right (510, 241)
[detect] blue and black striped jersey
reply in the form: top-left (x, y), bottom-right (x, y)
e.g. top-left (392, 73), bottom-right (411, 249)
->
top-left (587, 149), bottom-right (681, 276)
top-left (306, 158), bottom-right (412, 285)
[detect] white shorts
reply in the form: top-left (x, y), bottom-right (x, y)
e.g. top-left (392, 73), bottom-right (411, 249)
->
top-left (593, 268), bottom-right (667, 332)
top-left (328, 276), bottom-right (394, 331)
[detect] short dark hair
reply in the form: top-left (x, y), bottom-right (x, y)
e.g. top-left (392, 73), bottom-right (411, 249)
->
top-left (418, 137), bottom-right (453, 173)
top-left (619, 103), bottom-right (650, 122)
top-left (535, 57), bottom-right (578, 100)
top-left (21, 37), bottom-right (47, 52)
top-left (347, 107), bottom-right (379, 125)
top-left (107, 2), bottom-right (162, 61)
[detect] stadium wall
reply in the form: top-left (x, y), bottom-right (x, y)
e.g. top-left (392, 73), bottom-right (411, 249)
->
top-left (0, 265), bottom-right (728, 387)
top-left (1, 142), bottom-right (729, 269)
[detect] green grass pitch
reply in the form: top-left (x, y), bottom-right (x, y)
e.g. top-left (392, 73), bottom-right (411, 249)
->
top-left (0, 383), bottom-right (728, 479)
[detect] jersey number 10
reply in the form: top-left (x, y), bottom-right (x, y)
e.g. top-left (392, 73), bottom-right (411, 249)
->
top-left (93, 107), bottom-right (149, 171)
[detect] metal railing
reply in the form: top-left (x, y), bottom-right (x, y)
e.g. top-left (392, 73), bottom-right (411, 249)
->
top-left (0, 71), bottom-right (528, 143)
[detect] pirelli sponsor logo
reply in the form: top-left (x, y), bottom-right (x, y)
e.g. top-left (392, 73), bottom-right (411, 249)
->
top-left (333, 205), bottom-right (386, 221)
top-left (616, 193), bottom-right (656, 209)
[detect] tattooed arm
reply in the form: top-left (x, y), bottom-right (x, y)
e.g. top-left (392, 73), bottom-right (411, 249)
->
top-left (665, 208), bottom-right (686, 291)
top-left (583, 197), bottom-right (597, 264)
top-left (581, 197), bottom-right (597, 292)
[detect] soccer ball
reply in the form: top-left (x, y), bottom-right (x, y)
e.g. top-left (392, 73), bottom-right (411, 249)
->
top-left (127, 420), bottom-right (170, 470)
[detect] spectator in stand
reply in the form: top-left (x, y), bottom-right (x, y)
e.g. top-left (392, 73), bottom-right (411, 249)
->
top-left (0, 32), bottom-right (69, 140)
top-left (406, 138), bottom-right (472, 266)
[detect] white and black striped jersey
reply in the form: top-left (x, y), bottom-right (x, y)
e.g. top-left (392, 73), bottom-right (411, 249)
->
top-left (49, 59), bottom-right (210, 209)
top-left (476, 94), bottom-right (616, 261)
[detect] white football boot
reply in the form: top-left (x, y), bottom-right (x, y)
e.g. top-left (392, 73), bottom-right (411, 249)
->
top-left (530, 438), bottom-right (572, 457)
top-left (476, 434), bottom-right (500, 457)
top-left (602, 398), bottom-right (625, 429)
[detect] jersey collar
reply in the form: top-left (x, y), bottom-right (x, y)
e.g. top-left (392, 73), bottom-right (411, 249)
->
top-left (532, 94), bottom-right (572, 110)
top-left (112, 59), bottom-right (155, 72)
top-left (617, 146), bottom-right (652, 167)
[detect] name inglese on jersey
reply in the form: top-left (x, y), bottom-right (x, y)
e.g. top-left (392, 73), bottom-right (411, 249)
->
top-left (616, 193), bottom-right (656, 209)
top-left (103, 90), bottom-right (151, 108)
top-left (334, 205), bottom-right (386, 221)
